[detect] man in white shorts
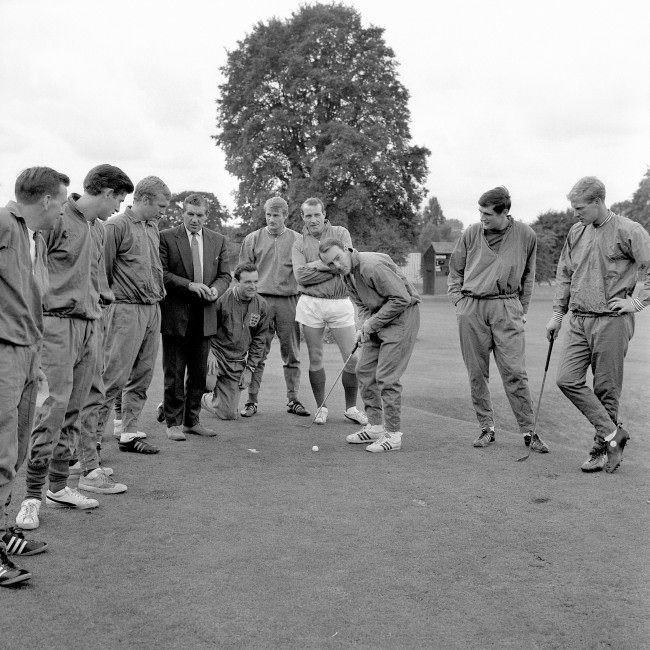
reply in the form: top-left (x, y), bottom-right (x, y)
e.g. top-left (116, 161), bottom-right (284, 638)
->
top-left (292, 198), bottom-right (367, 425)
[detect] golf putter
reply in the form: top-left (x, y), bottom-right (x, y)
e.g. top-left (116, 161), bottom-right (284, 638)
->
top-left (517, 336), bottom-right (554, 462)
top-left (299, 341), bottom-right (360, 429)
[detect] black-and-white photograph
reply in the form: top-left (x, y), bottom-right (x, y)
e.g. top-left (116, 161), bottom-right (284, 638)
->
top-left (1, 0), bottom-right (648, 647)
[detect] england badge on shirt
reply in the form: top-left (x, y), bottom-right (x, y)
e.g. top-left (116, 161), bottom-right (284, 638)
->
top-left (248, 313), bottom-right (260, 327)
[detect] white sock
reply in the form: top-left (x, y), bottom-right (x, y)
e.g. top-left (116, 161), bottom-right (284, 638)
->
top-left (120, 431), bottom-right (146, 443)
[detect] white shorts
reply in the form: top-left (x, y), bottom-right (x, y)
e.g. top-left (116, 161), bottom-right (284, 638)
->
top-left (295, 295), bottom-right (355, 329)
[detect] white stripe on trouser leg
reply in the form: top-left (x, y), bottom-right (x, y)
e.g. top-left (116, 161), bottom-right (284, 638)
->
top-left (0, 567), bottom-right (7, 577)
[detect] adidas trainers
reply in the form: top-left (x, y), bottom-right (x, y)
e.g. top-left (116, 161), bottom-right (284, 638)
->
top-left (46, 486), bottom-right (99, 509)
top-left (78, 468), bottom-right (127, 494)
top-left (15, 498), bottom-right (41, 530)
top-left (314, 407), bottom-right (328, 425)
top-left (473, 427), bottom-right (495, 448)
top-left (0, 548), bottom-right (31, 587)
top-left (366, 431), bottom-right (402, 453)
top-left (2, 527), bottom-right (48, 556)
top-left (344, 406), bottom-right (368, 425)
top-left (346, 424), bottom-right (384, 444)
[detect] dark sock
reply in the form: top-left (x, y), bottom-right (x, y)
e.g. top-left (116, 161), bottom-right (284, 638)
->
top-left (309, 368), bottom-right (326, 407)
top-left (342, 371), bottom-right (358, 410)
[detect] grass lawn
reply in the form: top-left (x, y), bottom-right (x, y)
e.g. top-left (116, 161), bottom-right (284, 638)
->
top-left (2, 289), bottom-right (649, 648)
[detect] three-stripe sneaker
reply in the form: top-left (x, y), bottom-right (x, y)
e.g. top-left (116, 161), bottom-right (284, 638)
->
top-left (473, 427), bottom-right (495, 448)
top-left (346, 424), bottom-right (384, 444)
top-left (0, 548), bottom-right (31, 587)
top-left (366, 431), bottom-right (402, 453)
top-left (46, 486), bottom-right (99, 509)
top-left (2, 527), bottom-right (48, 556)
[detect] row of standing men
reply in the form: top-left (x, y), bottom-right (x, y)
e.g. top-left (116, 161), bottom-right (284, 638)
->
top-left (0, 164), bottom-right (421, 586)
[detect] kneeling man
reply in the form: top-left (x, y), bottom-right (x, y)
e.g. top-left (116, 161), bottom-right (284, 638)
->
top-left (318, 240), bottom-right (420, 452)
top-left (201, 263), bottom-right (269, 420)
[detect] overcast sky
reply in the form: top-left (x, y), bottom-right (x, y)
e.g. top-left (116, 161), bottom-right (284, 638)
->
top-left (1, 0), bottom-right (648, 226)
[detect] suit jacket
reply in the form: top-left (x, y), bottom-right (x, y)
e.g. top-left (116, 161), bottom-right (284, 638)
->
top-left (159, 225), bottom-right (231, 337)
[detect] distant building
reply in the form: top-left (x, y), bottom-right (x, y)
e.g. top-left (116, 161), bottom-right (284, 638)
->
top-left (422, 241), bottom-right (456, 294)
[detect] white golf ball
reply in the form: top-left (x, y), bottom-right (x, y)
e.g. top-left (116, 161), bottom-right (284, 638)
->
top-left (312, 445), bottom-right (319, 452)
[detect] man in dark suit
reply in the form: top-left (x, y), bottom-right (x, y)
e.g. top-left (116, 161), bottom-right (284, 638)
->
top-left (159, 194), bottom-right (231, 441)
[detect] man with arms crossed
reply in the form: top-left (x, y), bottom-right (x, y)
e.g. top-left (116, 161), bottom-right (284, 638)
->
top-left (292, 198), bottom-right (366, 425)
top-left (201, 263), bottom-right (269, 420)
top-left (448, 186), bottom-right (548, 453)
top-left (546, 176), bottom-right (650, 473)
top-left (238, 197), bottom-right (308, 417)
top-left (0, 167), bottom-right (67, 586)
top-left (318, 240), bottom-right (419, 452)
top-left (159, 194), bottom-right (231, 441)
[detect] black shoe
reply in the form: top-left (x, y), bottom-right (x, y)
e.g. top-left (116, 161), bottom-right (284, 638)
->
top-left (473, 427), bottom-right (495, 448)
top-left (156, 402), bottom-right (165, 423)
top-left (119, 438), bottom-right (160, 454)
top-left (2, 527), bottom-right (48, 556)
top-left (604, 426), bottom-right (630, 474)
top-left (0, 548), bottom-right (31, 587)
top-left (287, 399), bottom-right (310, 417)
top-left (240, 402), bottom-right (258, 417)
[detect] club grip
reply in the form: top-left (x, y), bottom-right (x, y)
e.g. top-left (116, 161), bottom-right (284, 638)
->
top-left (544, 337), bottom-right (554, 372)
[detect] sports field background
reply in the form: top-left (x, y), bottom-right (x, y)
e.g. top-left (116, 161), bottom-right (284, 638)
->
top-left (2, 288), bottom-right (648, 648)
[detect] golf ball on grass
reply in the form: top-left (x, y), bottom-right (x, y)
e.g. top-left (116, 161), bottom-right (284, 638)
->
top-left (312, 445), bottom-right (319, 452)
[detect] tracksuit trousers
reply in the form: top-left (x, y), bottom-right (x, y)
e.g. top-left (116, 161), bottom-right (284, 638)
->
top-left (357, 304), bottom-right (420, 432)
top-left (26, 317), bottom-right (97, 499)
top-left (556, 313), bottom-right (634, 444)
top-left (456, 296), bottom-right (535, 432)
top-left (249, 294), bottom-right (300, 402)
top-left (0, 343), bottom-right (38, 534)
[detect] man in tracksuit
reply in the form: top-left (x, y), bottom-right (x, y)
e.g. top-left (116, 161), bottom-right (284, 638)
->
top-left (98, 176), bottom-right (170, 454)
top-left (318, 240), bottom-right (420, 453)
top-left (16, 165), bottom-right (133, 533)
top-left (201, 263), bottom-right (269, 420)
top-left (0, 167), bottom-right (68, 586)
top-left (448, 186), bottom-right (548, 452)
top-left (238, 197), bottom-right (309, 417)
top-left (546, 176), bottom-right (650, 473)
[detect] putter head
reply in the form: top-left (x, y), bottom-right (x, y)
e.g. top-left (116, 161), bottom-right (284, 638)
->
top-left (516, 451), bottom-right (531, 462)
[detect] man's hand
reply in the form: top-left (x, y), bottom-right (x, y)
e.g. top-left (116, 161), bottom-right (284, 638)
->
top-left (307, 259), bottom-right (331, 272)
top-left (205, 287), bottom-right (219, 302)
top-left (356, 321), bottom-right (372, 344)
top-left (188, 282), bottom-right (212, 300)
top-left (207, 351), bottom-right (218, 376)
top-left (545, 317), bottom-right (562, 341)
top-left (608, 297), bottom-right (637, 314)
top-left (239, 367), bottom-right (253, 390)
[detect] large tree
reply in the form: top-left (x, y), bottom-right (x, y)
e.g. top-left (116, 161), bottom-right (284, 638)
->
top-left (158, 191), bottom-right (230, 232)
top-left (415, 196), bottom-right (462, 251)
top-left (215, 3), bottom-right (429, 263)
top-left (530, 209), bottom-right (577, 282)
top-left (611, 168), bottom-right (650, 233)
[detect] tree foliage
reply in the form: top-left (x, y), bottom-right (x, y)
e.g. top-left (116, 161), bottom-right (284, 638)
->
top-left (159, 191), bottom-right (231, 232)
top-left (215, 3), bottom-right (429, 264)
top-left (611, 167), bottom-right (650, 233)
top-left (415, 196), bottom-right (462, 251)
top-left (530, 209), bottom-right (577, 282)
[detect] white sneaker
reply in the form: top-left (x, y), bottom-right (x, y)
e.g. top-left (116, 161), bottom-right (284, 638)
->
top-left (46, 486), bottom-right (99, 509)
top-left (344, 406), bottom-right (368, 425)
top-left (15, 498), bottom-right (41, 530)
top-left (346, 424), bottom-right (384, 444)
top-left (113, 419), bottom-right (123, 439)
top-left (78, 468), bottom-right (127, 494)
top-left (366, 431), bottom-right (402, 453)
top-left (314, 407), bottom-right (328, 424)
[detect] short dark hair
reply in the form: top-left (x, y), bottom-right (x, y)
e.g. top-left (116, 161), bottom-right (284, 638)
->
top-left (478, 186), bottom-right (511, 214)
top-left (183, 193), bottom-right (209, 212)
top-left (234, 262), bottom-right (258, 281)
top-left (318, 238), bottom-right (347, 255)
top-left (15, 166), bottom-right (70, 205)
top-left (83, 164), bottom-right (134, 196)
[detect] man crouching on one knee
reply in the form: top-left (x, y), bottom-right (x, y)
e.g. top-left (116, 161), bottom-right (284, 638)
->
top-left (201, 263), bottom-right (270, 420)
top-left (318, 239), bottom-right (420, 452)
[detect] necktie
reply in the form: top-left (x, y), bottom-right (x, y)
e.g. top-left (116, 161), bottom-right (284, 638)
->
top-left (191, 233), bottom-right (202, 283)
